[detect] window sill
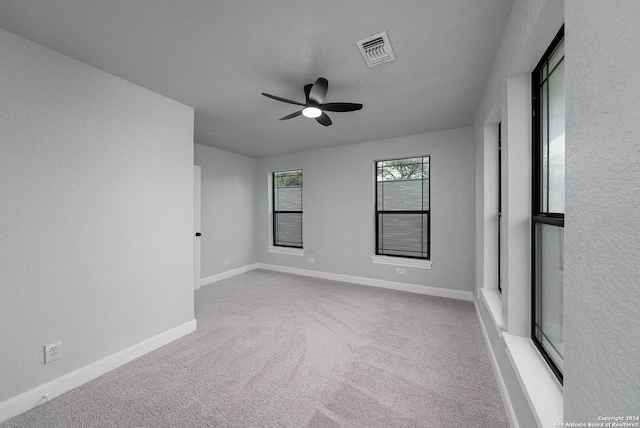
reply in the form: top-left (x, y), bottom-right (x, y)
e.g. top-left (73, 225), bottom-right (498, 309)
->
top-left (481, 288), bottom-right (503, 336)
top-left (371, 255), bottom-right (432, 269)
top-left (268, 246), bottom-right (304, 256)
top-left (503, 333), bottom-right (563, 428)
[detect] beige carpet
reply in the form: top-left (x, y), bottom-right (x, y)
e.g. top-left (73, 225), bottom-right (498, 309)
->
top-left (2, 269), bottom-right (508, 427)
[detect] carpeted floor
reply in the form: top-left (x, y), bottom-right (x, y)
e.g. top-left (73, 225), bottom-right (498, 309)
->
top-left (2, 269), bottom-right (508, 427)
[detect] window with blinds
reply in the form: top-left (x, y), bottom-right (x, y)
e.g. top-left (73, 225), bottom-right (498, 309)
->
top-left (273, 170), bottom-right (302, 248)
top-left (375, 156), bottom-right (430, 259)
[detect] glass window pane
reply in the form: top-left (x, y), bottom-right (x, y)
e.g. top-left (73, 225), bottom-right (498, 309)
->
top-left (422, 158), bottom-right (429, 210)
top-left (378, 180), bottom-right (423, 210)
top-left (548, 41), bottom-right (565, 73)
top-left (377, 157), bottom-right (425, 181)
top-left (377, 213), bottom-right (427, 258)
top-left (548, 59), bottom-right (565, 214)
top-left (274, 212), bottom-right (302, 247)
top-left (534, 223), bottom-right (564, 371)
top-left (541, 80), bottom-right (549, 212)
top-left (275, 186), bottom-right (301, 211)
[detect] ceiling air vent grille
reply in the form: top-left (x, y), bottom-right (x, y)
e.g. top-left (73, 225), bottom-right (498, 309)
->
top-left (356, 31), bottom-right (395, 68)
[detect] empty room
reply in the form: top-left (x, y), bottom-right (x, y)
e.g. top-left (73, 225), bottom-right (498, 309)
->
top-left (1, 0), bottom-right (638, 427)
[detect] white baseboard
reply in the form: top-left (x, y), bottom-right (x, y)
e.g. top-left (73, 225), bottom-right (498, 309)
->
top-left (198, 262), bottom-right (472, 301)
top-left (258, 263), bottom-right (473, 301)
top-left (474, 300), bottom-right (519, 428)
top-left (0, 319), bottom-right (197, 424)
top-left (199, 263), bottom-right (260, 288)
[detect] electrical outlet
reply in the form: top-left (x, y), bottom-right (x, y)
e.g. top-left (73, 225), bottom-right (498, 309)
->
top-left (223, 259), bottom-right (229, 265)
top-left (396, 268), bottom-right (405, 274)
top-left (308, 258), bottom-right (315, 264)
top-left (44, 341), bottom-right (63, 364)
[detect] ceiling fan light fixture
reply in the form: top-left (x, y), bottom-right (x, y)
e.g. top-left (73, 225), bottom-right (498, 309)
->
top-left (302, 106), bottom-right (322, 118)
top-left (262, 78), bottom-right (362, 126)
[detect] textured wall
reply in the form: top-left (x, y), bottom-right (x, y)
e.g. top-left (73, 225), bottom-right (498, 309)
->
top-left (0, 29), bottom-right (195, 402)
top-left (194, 144), bottom-right (257, 278)
top-left (256, 128), bottom-right (475, 292)
top-left (564, 0), bottom-right (640, 419)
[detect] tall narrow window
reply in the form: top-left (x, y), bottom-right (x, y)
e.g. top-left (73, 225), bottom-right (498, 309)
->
top-left (375, 156), bottom-right (430, 259)
top-left (532, 26), bottom-right (564, 382)
top-left (273, 170), bottom-right (302, 248)
top-left (498, 122), bottom-right (503, 294)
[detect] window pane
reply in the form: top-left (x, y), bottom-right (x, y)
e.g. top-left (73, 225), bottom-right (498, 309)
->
top-left (274, 212), bottom-right (302, 247)
top-left (548, 40), bottom-right (565, 72)
top-left (534, 223), bottom-right (564, 372)
top-left (377, 158), bottom-right (426, 181)
top-left (541, 79), bottom-right (549, 212)
top-left (377, 179), bottom-right (423, 210)
top-left (548, 59), bottom-right (565, 213)
top-left (423, 176), bottom-right (429, 210)
top-left (377, 213), bottom-right (428, 258)
top-left (275, 186), bottom-right (301, 211)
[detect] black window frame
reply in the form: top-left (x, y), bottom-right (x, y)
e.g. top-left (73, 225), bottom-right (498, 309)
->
top-left (375, 156), bottom-right (430, 260)
top-left (272, 169), bottom-right (303, 249)
top-left (531, 25), bottom-right (565, 384)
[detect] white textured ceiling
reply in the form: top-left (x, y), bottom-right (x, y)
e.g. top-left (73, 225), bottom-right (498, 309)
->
top-left (0, 0), bottom-right (513, 158)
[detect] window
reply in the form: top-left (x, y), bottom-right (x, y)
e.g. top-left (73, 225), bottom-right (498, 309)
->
top-left (498, 122), bottom-right (503, 294)
top-left (272, 170), bottom-right (302, 248)
top-left (375, 156), bottom-right (430, 259)
top-left (532, 26), bottom-right (564, 382)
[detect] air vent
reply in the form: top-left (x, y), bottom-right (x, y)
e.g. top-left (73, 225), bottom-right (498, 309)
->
top-left (356, 31), bottom-right (396, 68)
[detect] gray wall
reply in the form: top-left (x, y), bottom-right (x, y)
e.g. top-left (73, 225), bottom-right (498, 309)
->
top-left (564, 0), bottom-right (640, 419)
top-left (473, 1), bottom-right (563, 426)
top-left (194, 144), bottom-right (257, 278)
top-left (256, 128), bottom-right (474, 292)
top-left (0, 29), bottom-right (195, 402)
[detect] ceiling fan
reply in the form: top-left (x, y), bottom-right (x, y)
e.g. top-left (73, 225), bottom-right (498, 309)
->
top-left (262, 78), bottom-right (363, 126)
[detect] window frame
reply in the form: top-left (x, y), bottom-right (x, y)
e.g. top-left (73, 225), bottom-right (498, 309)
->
top-left (374, 155), bottom-right (431, 261)
top-left (531, 25), bottom-right (565, 384)
top-left (272, 169), bottom-right (303, 249)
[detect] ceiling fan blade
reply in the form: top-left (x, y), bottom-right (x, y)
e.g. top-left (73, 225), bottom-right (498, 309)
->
top-left (262, 93), bottom-right (305, 106)
top-left (308, 78), bottom-right (328, 104)
top-left (319, 102), bottom-right (363, 112)
top-left (304, 84), bottom-right (312, 105)
top-left (279, 110), bottom-right (303, 120)
top-left (315, 112), bottom-right (332, 126)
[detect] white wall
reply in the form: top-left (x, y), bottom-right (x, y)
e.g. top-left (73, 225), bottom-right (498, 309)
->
top-left (0, 29), bottom-right (195, 403)
top-left (475, 0), bottom-right (640, 425)
top-left (256, 128), bottom-right (474, 293)
top-left (564, 0), bottom-right (640, 419)
top-left (194, 144), bottom-right (257, 279)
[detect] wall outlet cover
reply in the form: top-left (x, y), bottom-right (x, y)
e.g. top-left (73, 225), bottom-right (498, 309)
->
top-left (45, 341), bottom-right (63, 364)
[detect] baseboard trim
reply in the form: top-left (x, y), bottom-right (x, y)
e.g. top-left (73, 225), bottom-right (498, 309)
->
top-left (0, 319), bottom-right (197, 424)
top-left (199, 263), bottom-right (260, 288)
top-left (257, 263), bottom-right (473, 301)
top-left (475, 300), bottom-right (519, 428)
